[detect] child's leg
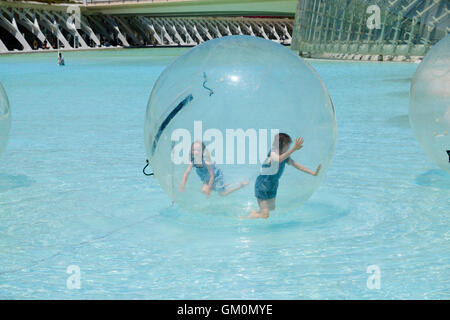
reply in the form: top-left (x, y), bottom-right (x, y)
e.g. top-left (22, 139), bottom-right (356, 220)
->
top-left (247, 198), bottom-right (275, 219)
top-left (220, 181), bottom-right (249, 196)
top-left (268, 198), bottom-right (275, 211)
top-left (201, 184), bottom-right (211, 196)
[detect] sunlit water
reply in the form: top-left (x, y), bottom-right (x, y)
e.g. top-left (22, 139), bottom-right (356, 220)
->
top-left (0, 49), bottom-right (448, 299)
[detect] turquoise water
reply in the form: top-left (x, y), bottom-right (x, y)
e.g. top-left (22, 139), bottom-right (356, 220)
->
top-left (0, 49), bottom-right (448, 299)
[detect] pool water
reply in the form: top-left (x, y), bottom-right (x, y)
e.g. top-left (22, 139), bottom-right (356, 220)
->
top-left (0, 49), bottom-right (448, 299)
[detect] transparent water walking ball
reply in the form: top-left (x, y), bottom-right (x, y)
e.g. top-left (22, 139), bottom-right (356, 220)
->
top-left (145, 36), bottom-right (337, 216)
top-left (410, 35), bottom-right (450, 173)
top-left (0, 83), bottom-right (11, 158)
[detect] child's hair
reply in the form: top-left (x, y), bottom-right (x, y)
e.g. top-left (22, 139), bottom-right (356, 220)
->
top-left (273, 133), bottom-right (292, 152)
top-left (190, 141), bottom-right (206, 165)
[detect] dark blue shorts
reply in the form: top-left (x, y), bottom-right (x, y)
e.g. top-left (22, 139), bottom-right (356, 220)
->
top-left (255, 175), bottom-right (278, 200)
top-left (212, 169), bottom-right (226, 192)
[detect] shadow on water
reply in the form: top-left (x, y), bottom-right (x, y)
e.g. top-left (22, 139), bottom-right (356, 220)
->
top-left (387, 115), bottom-right (411, 128)
top-left (158, 205), bottom-right (244, 229)
top-left (415, 170), bottom-right (450, 190)
top-left (263, 202), bottom-right (351, 232)
top-left (158, 201), bottom-right (351, 231)
top-left (386, 91), bottom-right (410, 98)
top-left (0, 174), bottom-right (34, 193)
top-left (384, 77), bottom-right (412, 83)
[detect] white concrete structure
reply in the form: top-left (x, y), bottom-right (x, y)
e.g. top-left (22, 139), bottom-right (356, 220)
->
top-left (0, 1), bottom-right (294, 53)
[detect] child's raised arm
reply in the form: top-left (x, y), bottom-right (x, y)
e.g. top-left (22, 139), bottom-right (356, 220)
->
top-left (271, 137), bottom-right (304, 162)
top-left (179, 163), bottom-right (193, 191)
top-left (289, 159), bottom-right (321, 176)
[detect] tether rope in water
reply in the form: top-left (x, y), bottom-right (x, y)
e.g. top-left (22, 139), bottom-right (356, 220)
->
top-left (203, 72), bottom-right (214, 96)
top-left (143, 159), bottom-right (154, 176)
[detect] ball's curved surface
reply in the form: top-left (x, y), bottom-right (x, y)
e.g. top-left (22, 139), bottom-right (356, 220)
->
top-left (145, 36), bottom-right (337, 215)
top-left (410, 35), bottom-right (450, 173)
top-left (0, 82), bottom-right (11, 159)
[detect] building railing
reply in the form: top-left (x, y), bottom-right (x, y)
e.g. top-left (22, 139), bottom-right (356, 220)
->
top-left (84, 0), bottom-right (184, 4)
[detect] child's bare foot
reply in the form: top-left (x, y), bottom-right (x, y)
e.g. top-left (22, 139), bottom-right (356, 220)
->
top-left (236, 180), bottom-right (249, 190)
top-left (247, 210), bottom-right (259, 219)
top-left (239, 210), bottom-right (256, 220)
top-left (220, 181), bottom-right (249, 196)
top-left (245, 210), bottom-right (268, 219)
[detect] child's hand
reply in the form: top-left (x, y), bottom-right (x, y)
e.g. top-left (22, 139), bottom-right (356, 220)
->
top-left (292, 137), bottom-right (304, 151)
top-left (179, 184), bottom-right (185, 192)
top-left (202, 184), bottom-right (211, 197)
top-left (313, 164), bottom-right (322, 176)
